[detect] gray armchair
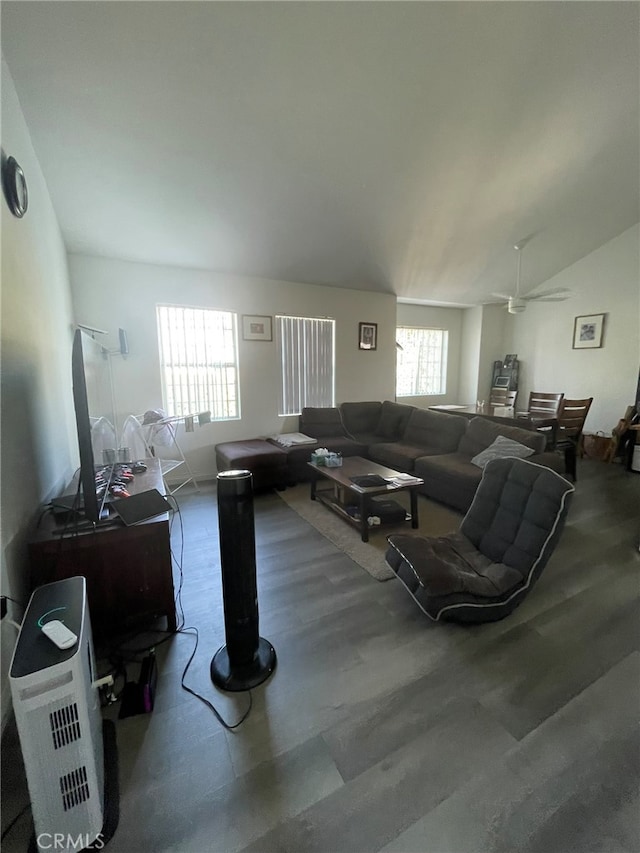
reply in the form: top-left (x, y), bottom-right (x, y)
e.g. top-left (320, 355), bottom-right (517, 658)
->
top-left (385, 456), bottom-right (574, 623)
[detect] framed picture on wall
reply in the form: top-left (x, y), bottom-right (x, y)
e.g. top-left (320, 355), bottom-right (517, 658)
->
top-left (242, 315), bottom-right (272, 341)
top-left (572, 314), bottom-right (605, 349)
top-left (358, 322), bottom-right (377, 350)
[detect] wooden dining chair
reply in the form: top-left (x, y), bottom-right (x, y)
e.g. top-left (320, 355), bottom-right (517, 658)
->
top-left (555, 397), bottom-right (593, 479)
top-left (516, 391), bottom-right (565, 450)
top-left (521, 391), bottom-right (565, 418)
top-left (489, 387), bottom-right (517, 408)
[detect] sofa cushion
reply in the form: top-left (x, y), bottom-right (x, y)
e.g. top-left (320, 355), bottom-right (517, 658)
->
top-left (386, 530), bottom-right (522, 600)
top-left (340, 401), bottom-right (382, 438)
top-left (353, 431), bottom-right (386, 447)
top-left (458, 417), bottom-right (545, 458)
top-left (414, 452), bottom-right (483, 512)
top-left (415, 448), bottom-right (565, 514)
top-left (375, 401), bottom-right (415, 440)
top-left (367, 441), bottom-right (441, 472)
top-left (403, 408), bottom-right (468, 452)
top-left (299, 407), bottom-right (347, 438)
top-left (471, 435), bottom-right (536, 469)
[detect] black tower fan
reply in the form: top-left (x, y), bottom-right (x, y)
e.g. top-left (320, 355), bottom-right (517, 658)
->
top-left (210, 470), bottom-right (276, 691)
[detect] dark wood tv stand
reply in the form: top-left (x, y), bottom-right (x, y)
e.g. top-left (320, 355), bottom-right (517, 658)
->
top-left (29, 458), bottom-right (176, 643)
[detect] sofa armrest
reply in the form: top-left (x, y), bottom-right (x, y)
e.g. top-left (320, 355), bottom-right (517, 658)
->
top-left (528, 451), bottom-right (565, 475)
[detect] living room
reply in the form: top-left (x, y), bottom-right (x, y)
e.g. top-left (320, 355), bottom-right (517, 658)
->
top-left (1, 3), bottom-right (639, 851)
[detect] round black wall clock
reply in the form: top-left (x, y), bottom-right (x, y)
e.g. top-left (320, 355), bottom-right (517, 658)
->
top-left (2, 154), bottom-right (28, 218)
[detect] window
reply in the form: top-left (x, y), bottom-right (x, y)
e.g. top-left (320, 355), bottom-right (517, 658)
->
top-left (156, 304), bottom-right (239, 419)
top-left (396, 327), bottom-right (448, 397)
top-left (276, 315), bottom-right (335, 416)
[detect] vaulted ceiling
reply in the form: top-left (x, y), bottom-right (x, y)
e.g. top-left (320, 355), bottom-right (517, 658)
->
top-left (2, 2), bottom-right (638, 306)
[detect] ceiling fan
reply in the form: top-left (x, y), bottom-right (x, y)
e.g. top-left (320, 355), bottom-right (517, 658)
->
top-left (489, 240), bottom-right (571, 314)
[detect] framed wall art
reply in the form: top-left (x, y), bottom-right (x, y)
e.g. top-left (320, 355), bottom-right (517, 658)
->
top-left (358, 322), bottom-right (377, 351)
top-left (242, 315), bottom-right (272, 342)
top-left (572, 314), bottom-right (605, 349)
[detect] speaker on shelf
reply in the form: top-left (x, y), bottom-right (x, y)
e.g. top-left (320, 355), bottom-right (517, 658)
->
top-left (210, 469), bottom-right (276, 691)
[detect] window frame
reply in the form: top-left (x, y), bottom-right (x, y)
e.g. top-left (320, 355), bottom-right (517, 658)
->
top-left (156, 302), bottom-right (240, 421)
top-left (395, 325), bottom-right (448, 398)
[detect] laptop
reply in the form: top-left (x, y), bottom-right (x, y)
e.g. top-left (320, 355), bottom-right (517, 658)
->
top-left (111, 489), bottom-right (172, 526)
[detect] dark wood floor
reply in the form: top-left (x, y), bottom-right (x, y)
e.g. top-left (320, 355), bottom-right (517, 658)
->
top-left (3, 458), bottom-right (639, 852)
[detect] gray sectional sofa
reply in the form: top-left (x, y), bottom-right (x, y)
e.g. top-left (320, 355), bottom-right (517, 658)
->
top-left (215, 400), bottom-right (565, 513)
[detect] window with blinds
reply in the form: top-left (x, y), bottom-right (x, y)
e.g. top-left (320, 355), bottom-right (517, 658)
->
top-left (276, 315), bottom-right (335, 416)
top-left (396, 327), bottom-right (448, 396)
top-left (156, 305), bottom-right (239, 419)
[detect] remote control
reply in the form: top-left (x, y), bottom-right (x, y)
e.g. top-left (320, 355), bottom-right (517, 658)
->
top-left (41, 620), bottom-right (78, 650)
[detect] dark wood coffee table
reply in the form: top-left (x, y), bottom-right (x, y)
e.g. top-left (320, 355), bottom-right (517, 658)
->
top-left (307, 456), bottom-right (424, 542)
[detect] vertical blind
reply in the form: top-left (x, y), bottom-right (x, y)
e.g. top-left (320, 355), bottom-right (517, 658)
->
top-left (396, 327), bottom-right (448, 396)
top-left (276, 315), bottom-right (335, 415)
top-left (156, 304), bottom-right (239, 419)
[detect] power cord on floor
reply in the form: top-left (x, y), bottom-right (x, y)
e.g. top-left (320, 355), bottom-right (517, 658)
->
top-left (99, 494), bottom-right (184, 666)
top-left (101, 492), bottom-right (253, 730)
top-left (165, 493), bottom-right (186, 631)
top-left (167, 494), bottom-right (253, 729)
top-left (178, 626), bottom-right (252, 731)
top-left (104, 625), bottom-right (253, 729)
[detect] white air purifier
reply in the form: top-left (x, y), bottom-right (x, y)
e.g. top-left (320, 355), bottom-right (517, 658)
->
top-left (9, 577), bottom-right (105, 852)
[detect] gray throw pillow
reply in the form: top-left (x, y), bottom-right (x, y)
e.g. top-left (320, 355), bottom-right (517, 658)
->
top-left (471, 434), bottom-right (536, 469)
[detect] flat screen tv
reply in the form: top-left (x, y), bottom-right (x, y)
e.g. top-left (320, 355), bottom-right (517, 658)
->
top-left (71, 328), bottom-right (116, 523)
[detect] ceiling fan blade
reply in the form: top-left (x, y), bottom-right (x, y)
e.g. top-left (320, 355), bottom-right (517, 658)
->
top-left (526, 295), bottom-right (570, 302)
top-left (524, 287), bottom-right (572, 300)
top-left (490, 292), bottom-right (512, 300)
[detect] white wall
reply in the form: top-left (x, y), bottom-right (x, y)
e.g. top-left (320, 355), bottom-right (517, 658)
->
top-left (456, 304), bottom-right (509, 406)
top-left (1, 61), bottom-right (77, 727)
top-left (395, 303), bottom-right (463, 407)
top-left (477, 305), bottom-right (507, 402)
top-left (68, 254), bottom-right (398, 479)
top-left (458, 306), bottom-right (483, 404)
top-left (502, 224), bottom-right (640, 432)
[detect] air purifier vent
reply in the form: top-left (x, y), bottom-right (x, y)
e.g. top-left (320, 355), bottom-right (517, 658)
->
top-left (60, 765), bottom-right (90, 811)
top-left (50, 702), bottom-right (81, 749)
top-left (10, 578), bottom-right (109, 845)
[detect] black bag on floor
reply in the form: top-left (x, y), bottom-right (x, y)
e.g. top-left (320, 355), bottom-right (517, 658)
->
top-left (370, 498), bottom-right (407, 523)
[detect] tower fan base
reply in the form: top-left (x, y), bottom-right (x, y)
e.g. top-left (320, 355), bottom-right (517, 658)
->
top-left (210, 639), bottom-right (277, 692)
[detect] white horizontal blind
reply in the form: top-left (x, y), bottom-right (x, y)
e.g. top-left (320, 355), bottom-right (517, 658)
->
top-left (276, 315), bottom-right (335, 416)
top-left (396, 327), bottom-right (448, 396)
top-left (156, 305), bottom-right (239, 419)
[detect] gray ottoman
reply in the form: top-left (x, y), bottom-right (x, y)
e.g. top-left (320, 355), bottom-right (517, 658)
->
top-left (215, 439), bottom-right (288, 490)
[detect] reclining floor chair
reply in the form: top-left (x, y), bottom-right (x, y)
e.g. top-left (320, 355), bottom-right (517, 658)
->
top-left (385, 457), bottom-right (575, 623)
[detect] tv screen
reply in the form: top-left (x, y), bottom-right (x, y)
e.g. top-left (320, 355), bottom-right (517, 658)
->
top-left (71, 329), bottom-right (116, 522)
